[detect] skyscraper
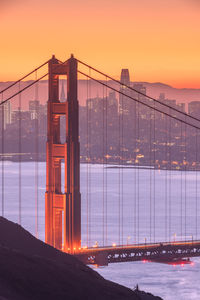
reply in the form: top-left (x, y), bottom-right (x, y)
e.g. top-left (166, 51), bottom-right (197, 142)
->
top-left (119, 68), bottom-right (133, 116)
top-left (1, 101), bottom-right (11, 129)
top-left (120, 69), bottom-right (130, 86)
top-left (60, 80), bottom-right (66, 102)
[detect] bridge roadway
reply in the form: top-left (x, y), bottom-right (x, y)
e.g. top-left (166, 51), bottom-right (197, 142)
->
top-left (74, 240), bottom-right (200, 266)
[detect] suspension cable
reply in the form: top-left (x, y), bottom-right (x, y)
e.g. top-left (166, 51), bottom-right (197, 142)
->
top-left (180, 122), bottom-right (183, 241)
top-left (105, 78), bottom-right (108, 245)
top-left (35, 70), bottom-right (39, 238)
top-left (121, 86), bottom-right (124, 245)
top-left (0, 60), bottom-right (49, 95)
top-left (150, 109), bottom-right (152, 243)
top-left (86, 77), bottom-right (89, 247)
top-left (77, 59), bottom-right (200, 125)
top-left (165, 114), bottom-right (168, 242)
top-left (1, 93), bottom-right (4, 217)
top-left (184, 117), bottom-right (187, 240)
top-left (89, 68), bottom-right (91, 246)
top-left (77, 70), bottom-right (200, 131)
top-left (169, 108), bottom-right (172, 242)
top-left (153, 102), bottom-right (156, 242)
top-left (0, 57), bottom-right (71, 107)
top-left (102, 85), bottom-right (105, 246)
top-left (18, 82), bottom-right (22, 225)
top-left (195, 128), bottom-right (198, 239)
top-left (134, 100), bottom-right (137, 244)
top-left (137, 99), bottom-right (140, 243)
top-left (0, 73), bottom-right (48, 106)
top-left (118, 88), bottom-right (121, 245)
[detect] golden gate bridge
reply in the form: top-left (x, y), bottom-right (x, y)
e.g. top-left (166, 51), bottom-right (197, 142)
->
top-left (1, 54), bottom-right (200, 266)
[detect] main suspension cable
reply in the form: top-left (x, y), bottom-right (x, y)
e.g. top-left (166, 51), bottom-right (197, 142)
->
top-left (77, 59), bottom-right (200, 125)
top-left (77, 70), bottom-right (200, 131)
top-left (0, 60), bottom-right (49, 95)
top-left (0, 73), bottom-right (48, 106)
top-left (0, 57), bottom-right (70, 107)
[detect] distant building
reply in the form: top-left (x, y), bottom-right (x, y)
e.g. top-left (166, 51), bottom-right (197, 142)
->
top-left (1, 101), bottom-right (12, 129)
top-left (177, 103), bottom-right (185, 113)
top-left (86, 96), bottom-right (102, 113)
top-left (158, 93), bottom-right (185, 113)
top-left (188, 101), bottom-right (200, 118)
top-left (60, 80), bottom-right (66, 102)
top-left (119, 68), bottom-right (133, 115)
top-left (11, 110), bottom-right (30, 123)
top-left (120, 69), bottom-right (130, 86)
top-left (86, 92), bottom-right (118, 114)
top-left (119, 68), bottom-right (147, 117)
top-left (29, 100), bottom-right (39, 119)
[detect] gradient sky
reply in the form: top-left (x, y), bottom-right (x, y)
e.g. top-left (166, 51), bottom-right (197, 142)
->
top-left (1, 0), bottom-right (200, 87)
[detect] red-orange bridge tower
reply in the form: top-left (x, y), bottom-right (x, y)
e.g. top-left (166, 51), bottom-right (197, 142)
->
top-left (45, 55), bottom-right (81, 252)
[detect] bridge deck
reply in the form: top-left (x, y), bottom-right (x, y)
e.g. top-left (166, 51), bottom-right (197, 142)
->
top-left (74, 240), bottom-right (200, 266)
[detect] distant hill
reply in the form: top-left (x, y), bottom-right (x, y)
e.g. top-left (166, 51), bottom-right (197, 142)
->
top-left (1, 79), bottom-right (200, 111)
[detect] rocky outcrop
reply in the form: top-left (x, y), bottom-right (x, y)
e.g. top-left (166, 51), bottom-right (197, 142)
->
top-left (0, 217), bottom-right (163, 300)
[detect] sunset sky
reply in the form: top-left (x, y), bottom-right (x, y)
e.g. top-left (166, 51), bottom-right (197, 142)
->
top-left (1, 0), bottom-right (200, 88)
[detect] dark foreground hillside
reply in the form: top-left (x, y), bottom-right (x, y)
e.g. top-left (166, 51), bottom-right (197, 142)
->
top-left (0, 217), bottom-right (163, 300)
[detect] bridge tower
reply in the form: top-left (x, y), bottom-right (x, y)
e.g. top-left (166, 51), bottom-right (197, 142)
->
top-left (45, 55), bottom-right (81, 252)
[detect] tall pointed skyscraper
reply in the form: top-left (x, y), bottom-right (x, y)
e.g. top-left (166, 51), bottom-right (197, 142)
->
top-left (60, 80), bottom-right (66, 102)
top-left (120, 69), bottom-right (130, 86)
top-left (119, 68), bottom-right (132, 115)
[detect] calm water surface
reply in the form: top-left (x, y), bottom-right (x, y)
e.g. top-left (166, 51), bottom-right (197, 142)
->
top-left (0, 162), bottom-right (200, 300)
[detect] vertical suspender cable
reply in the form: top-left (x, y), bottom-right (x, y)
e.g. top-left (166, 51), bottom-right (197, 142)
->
top-left (149, 109), bottom-right (152, 243)
top-left (89, 69), bottom-right (91, 246)
top-left (18, 82), bottom-right (22, 225)
top-left (102, 86), bottom-right (105, 246)
top-left (195, 128), bottom-right (198, 239)
top-left (153, 102), bottom-right (156, 242)
top-left (105, 78), bottom-right (108, 245)
top-left (118, 87), bottom-right (121, 245)
top-left (184, 118), bottom-right (187, 240)
top-left (86, 77), bottom-right (89, 247)
top-left (35, 71), bottom-right (39, 238)
top-left (134, 100), bottom-right (137, 244)
top-left (165, 114), bottom-right (168, 242)
top-left (180, 122), bottom-right (183, 240)
top-left (121, 87), bottom-right (124, 245)
top-left (169, 109), bottom-right (172, 242)
top-left (137, 100), bottom-right (140, 243)
top-left (1, 93), bottom-right (4, 217)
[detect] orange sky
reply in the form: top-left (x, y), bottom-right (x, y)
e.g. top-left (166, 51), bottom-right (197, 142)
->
top-left (1, 0), bottom-right (200, 88)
